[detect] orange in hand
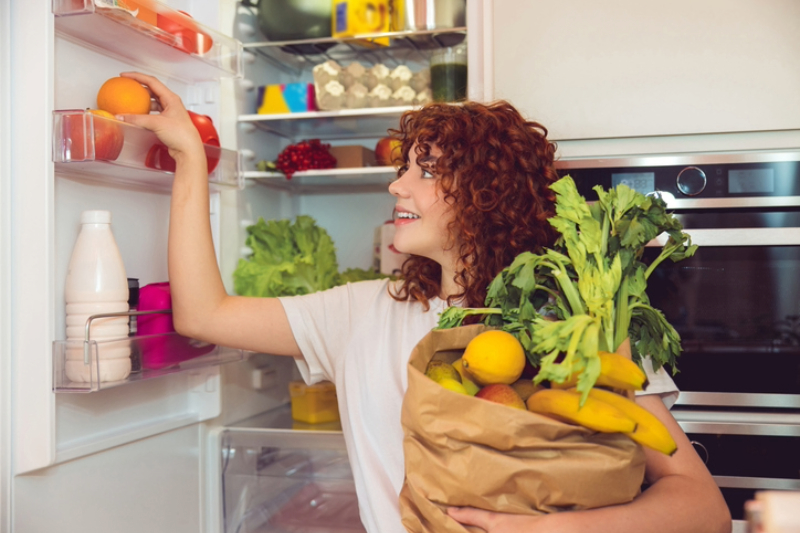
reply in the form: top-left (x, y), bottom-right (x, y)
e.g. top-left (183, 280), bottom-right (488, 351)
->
top-left (96, 77), bottom-right (152, 115)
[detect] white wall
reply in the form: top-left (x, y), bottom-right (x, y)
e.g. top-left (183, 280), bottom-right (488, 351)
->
top-left (0, 0), bottom-right (11, 529)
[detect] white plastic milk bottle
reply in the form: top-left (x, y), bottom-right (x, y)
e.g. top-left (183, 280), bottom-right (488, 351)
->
top-left (64, 210), bottom-right (131, 383)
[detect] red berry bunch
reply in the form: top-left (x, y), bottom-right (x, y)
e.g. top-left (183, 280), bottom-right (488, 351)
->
top-left (276, 139), bottom-right (337, 180)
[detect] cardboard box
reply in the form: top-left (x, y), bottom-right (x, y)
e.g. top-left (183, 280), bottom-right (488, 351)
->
top-left (329, 145), bottom-right (376, 168)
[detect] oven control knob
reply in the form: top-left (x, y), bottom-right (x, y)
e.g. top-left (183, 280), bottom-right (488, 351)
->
top-left (676, 166), bottom-right (707, 196)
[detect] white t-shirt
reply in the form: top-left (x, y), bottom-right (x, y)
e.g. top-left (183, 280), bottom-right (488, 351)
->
top-left (279, 278), bottom-right (679, 533)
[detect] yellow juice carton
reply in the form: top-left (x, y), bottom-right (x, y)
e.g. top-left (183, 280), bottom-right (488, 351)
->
top-left (332, 0), bottom-right (391, 46)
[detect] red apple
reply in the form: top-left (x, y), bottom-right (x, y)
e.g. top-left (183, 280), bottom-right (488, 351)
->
top-left (145, 111), bottom-right (220, 173)
top-left (375, 137), bottom-right (402, 166)
top-left (65, 109), bottom-right (124, 162)
top-left (475, 383), bottom-right (527, 410)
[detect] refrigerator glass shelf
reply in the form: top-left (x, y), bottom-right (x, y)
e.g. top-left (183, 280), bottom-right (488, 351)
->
top-left (239, 106), bottom-right (412, 140)
top-left (53, 331), bottom-right (246, 393)
top-left (229, 404), bottom-right (343, 433)
top-left (53, 0), bottom-right (243, 81)
top-left (53, 109), bottom-right (243, 192)
top-left (242, 27), bottom-right (466, 74)
top-left (244, 167), bottom-right (396, 194)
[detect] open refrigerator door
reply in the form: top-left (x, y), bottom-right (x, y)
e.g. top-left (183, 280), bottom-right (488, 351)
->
top-left (7, 1), bottom-right (289, 531)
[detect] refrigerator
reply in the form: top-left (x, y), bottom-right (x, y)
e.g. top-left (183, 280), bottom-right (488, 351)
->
top-left (2, 1), bottom-right (478, 532)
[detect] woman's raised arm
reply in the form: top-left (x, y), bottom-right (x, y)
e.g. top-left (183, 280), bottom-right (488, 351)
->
top-left (116, 72), bottom-right (301, 357)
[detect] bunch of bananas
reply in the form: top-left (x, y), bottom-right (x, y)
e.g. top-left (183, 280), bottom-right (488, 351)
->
top-left (425, 331), bottom-right (678, 456)
top-left (527, 352), bottom-right (677, 456)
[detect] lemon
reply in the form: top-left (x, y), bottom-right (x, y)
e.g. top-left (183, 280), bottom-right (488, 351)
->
top-left (462, 330), bottom-right (526, 385)
top-left (437, 378), bottom-right (469, 395)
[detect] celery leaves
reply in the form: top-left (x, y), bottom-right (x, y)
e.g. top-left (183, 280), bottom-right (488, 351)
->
top-left (437, 175), bottom-right (697, 402)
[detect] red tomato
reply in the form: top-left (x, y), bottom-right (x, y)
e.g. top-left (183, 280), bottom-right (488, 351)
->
top-left (188, 111), bottom-right (219, 146)
top-left (145, 111), bottom-right (220, 173)
top-left (156, 11), bottom-right (213, 55)
top-left (65, 109), bottom-right (124, 162)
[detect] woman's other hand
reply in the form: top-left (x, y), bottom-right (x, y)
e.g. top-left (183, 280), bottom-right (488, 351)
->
top-left (447, 506), bottom-right (569, 533)
top-left (114, 71), bottom-right (205, 165)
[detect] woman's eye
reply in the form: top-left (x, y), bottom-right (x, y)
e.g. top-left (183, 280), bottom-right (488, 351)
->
top-left (422, 169), bottom-right (435, 179)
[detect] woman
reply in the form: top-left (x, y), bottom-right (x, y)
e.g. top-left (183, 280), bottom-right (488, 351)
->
top-left (118, 72), bottom-right (731, 533)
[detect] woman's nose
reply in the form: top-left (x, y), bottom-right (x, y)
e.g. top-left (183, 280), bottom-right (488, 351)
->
top-left (388, 175), bottom-right (406, 197)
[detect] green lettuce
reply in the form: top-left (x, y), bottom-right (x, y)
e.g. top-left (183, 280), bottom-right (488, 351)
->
top-left (233, 215), bottom-right (390, 298)
top-left (234, 215), bottom-right (340, 297)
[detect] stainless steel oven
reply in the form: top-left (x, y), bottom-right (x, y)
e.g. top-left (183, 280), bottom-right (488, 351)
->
top-left (676, 410), bottom-right (800, 522)
top-left (557, 150), bottom-right (800, 527)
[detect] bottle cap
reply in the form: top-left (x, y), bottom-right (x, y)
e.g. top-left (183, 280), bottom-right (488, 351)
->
top-left (81, 210), bottom-right (111, 224)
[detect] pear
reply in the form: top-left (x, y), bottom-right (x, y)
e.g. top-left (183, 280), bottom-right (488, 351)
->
top-left (451, 357), bottom-right (481, 396)
top-left (425, 360), bottom-right (461, 384)
top-left (438, 378), bottom-right (469, 395)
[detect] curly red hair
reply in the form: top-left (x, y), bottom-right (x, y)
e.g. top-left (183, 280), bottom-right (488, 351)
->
top-left (389, 100), bottom-right (560, 310)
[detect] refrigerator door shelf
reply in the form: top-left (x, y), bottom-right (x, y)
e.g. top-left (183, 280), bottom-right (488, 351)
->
top-left (53, 109), bottom-right (244, 192)
top-left (219, 419), bottom-right (366, 533)
top-left (239, 106), bottom-right (412, 140)
top-left (53, 331), bottom-right (246, 393)
top-left (244, 166), bottom-right (396, 193)
top-left (53, 0), bottom-right (243, 81)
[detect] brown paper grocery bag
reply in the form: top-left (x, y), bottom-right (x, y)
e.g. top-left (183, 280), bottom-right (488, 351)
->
top-left (399, 325), bottom-right (646, 533)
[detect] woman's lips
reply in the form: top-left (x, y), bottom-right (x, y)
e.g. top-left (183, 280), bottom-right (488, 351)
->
top-left (394, 217), bottom-right (417, 226)
top-left (393, 208), bottom-right (420, 225)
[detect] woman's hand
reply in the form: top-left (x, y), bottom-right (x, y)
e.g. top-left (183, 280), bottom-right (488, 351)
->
top-left (114, 71), bottom-right (205, 165)
top-left (447, 506), bottom-right (569, 533)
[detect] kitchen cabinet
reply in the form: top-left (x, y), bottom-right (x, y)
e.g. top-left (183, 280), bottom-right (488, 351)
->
top-left (482, 0), bottom-right (800, 158)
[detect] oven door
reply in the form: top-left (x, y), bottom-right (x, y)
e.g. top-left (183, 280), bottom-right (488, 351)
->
top-left (675, 410), bottom-right (800, 524)
top-left (643, 200), bottom-right (800, 409)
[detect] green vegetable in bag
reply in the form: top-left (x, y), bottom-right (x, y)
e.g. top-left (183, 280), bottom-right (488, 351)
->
top-left (437, 175), bottom-right (697, 402)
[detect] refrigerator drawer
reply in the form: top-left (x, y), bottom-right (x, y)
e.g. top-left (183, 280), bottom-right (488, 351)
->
top-left (218, 413), bottom-right (366, 533)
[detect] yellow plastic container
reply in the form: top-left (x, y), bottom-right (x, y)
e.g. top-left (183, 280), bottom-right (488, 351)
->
top-left (332, 0), bottom-right (391, 46)
top-left (289, 381), bottom-right (340, 424)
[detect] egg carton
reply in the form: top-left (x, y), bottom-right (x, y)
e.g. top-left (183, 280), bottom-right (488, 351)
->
top-left (313, 60), bottom-right (431, 111)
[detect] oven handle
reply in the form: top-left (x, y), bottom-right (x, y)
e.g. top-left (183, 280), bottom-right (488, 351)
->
top-left (665, 195), bottom-right (800, 210)
top-left (712, 476), bottom-right (800, 491)
top-left (648, 227), bottom-right (800, 247)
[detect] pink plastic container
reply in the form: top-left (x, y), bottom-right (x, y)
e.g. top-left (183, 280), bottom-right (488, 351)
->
top-left (137, 282), bottom-right (215, 370)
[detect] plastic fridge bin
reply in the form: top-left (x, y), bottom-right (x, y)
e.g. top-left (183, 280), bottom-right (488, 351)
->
top-left (289, 381), bottom-right (340, 424)
top-left (137, 282), bottom-right (215, 369)
top-left (221, 428), bottom-right (366, 533)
